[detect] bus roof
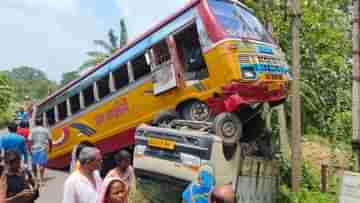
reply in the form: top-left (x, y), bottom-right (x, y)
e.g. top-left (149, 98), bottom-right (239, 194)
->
top-left (37, 0), bottom-right (201, 107)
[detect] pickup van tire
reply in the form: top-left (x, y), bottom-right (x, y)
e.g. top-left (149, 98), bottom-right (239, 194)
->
top-left (214, 112), bottom-right (243, 144)
top-left (181, 101), bottom-right (210, 121)
top-left (152, 111), bottom-right (180, 126)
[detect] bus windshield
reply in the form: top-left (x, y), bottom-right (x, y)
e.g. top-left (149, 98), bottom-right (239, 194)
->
top-left (208, 0), bottom-right (274, 44)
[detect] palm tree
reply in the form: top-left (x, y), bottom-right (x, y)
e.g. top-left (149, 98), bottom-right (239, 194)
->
top-left (80, 19), bottom-right (128, 70)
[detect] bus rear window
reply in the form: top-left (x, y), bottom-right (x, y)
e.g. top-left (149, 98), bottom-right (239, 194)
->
top-left (46, 108), bottom-right (55, 126)
top-left (83, 85), bottom-right (95, 107)
top-left (97, 75), bottom-right (111, 99)
top-left (113, 65), bottom-right (129, 90)
top-left (132, 54), bottom-right (151, 80)
top-left (58, 101), bottom-right (67, 121)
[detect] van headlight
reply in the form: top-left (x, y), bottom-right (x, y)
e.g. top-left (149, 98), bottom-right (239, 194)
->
top-left (135, 145), bottom-right (146, 155)
top-left (180, 153), bottom-right (201, 168)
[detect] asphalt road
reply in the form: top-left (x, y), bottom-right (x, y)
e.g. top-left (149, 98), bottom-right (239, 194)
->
top-left (37, 169), bottom-right (68, 203)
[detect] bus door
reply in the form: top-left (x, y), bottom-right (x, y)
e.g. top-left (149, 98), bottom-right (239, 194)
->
top-left (149, 38), bottom-right (183, 95)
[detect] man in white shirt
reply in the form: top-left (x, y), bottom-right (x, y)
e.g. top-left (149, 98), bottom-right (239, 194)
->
top-left (62, 147), bottom-right (103, 203)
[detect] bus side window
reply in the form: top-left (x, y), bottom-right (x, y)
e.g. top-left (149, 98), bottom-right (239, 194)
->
top-left (132, 53), bottom-right (151, 80)
top-left (174, 23), bottom-right (208, 81)
top-left (152, 40), bottom-right (171, 66)
top-left (58, 101), bottom-right (67, 121)
top-left (83, 84), bottom-right (96, 107)
top-left (97, 74), bottom-right (111, 99)
top-left (113, 65), bottom-right (129, 90)
top-left (70, 93), bottom-right (81, 115)
top-left (46, 108), bottom-right (56, 126)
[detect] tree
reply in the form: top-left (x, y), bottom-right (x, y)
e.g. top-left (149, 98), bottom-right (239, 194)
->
top-left (80, 18), bottom-right (128, 70)
top-left (4, 66), bottom-right (58, 101)
top-left (61, 71), bottom-right (80, 87)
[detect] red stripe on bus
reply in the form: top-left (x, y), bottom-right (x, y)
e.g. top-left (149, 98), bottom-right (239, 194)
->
top-left (47, 128), bottom-right (136, 169)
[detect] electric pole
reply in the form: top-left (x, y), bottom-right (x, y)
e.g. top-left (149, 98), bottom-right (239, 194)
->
top-left (352, 0), bottom-right (360, 171)
top-left (290, 0), bottom-right (302, 192)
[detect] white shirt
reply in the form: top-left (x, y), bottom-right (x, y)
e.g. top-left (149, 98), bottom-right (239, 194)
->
top-left (63, 171), bottom-right (102, 203)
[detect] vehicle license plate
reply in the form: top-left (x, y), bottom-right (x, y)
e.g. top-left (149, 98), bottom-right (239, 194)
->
top-left (148, 137), bottom-right (176, 150)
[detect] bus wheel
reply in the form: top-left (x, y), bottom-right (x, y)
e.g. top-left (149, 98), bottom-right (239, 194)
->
top-left (152, 111), bottom-right (179, 127)
top-left (214, 112), bottom-right (242, 160)
top-left (181, 101), bottom-right (210, 121)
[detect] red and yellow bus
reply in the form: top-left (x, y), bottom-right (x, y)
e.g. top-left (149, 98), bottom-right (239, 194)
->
top-left (32, 0), bottom-right (290, 169)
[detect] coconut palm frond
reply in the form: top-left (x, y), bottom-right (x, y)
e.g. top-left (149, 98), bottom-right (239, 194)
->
top-left (108, 29), bottom-right (119, 51)
top-left (93, 40), bottom-right (114, 54)
top-left (119, 19), bottom-right (128, 49)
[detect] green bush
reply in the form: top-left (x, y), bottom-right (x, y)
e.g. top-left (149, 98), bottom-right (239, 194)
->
top-left (278, 186), bottom-right (334, 203)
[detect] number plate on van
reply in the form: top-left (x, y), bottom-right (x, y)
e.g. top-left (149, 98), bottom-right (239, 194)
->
top-left (148, 137), bottom-right (176, 150)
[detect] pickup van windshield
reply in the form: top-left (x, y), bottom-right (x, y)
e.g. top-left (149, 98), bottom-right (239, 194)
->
top-left (208, 0), bottom-right (274, 44)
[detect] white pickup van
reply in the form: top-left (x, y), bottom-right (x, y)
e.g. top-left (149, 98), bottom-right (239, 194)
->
top-left (133, 123), bottom-right (240, 185)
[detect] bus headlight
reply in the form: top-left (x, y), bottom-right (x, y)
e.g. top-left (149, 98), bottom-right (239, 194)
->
top-left (135, 145), bottom-right (146, 155)
top-left (180, 153), bottom-right (201, 169)
top-left (242, 69), bottom-right (256, 79)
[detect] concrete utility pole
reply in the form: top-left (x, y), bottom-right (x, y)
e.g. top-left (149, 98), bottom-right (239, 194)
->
top-left (352, 0), bottom-right (360, 171)
top-left (289, 0), bottom-right (302, 192)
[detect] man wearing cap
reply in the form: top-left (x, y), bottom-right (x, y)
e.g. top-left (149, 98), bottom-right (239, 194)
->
top-left (62, 147), bottom-right (103, 203)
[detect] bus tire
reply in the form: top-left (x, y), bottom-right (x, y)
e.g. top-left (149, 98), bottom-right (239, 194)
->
top-left (152, 111), bottom-right (179, 127)
top-left (181, 101), bottom-right (210, 121)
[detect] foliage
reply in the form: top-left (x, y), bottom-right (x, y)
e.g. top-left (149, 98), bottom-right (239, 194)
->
top-left (60, 71), bottom-right (80, 87)
top-left (278, 186), bottom-right (334, 203)
top-left (243, 0), bottom-right (352, 140)
top-left (3, 66), bottom-right (58, 102)
top-left (80, 18), bottom-right (128, 70)
top-left (0, 73), bottom-right (15, 128)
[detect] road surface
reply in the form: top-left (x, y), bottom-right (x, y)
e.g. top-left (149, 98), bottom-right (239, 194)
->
top-left (37, 169), bottom-right (68, 203)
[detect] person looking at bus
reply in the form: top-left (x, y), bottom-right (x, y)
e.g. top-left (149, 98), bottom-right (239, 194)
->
top-left (16, 107), bottom-right (29, 125)
top-left (17, 121), bottom-right (30, 151)
top-left (182, 164), bottom-right (215, 203)
top-left (63, 147), bottom-right (103, 203)
top-left (29, 119), bottom-right (52, 185)
top-left (104, 150), bottom-right (135, 192)
top-left (97, 178), bottom-right (128, 203)
top-left (0, 123), bottom-right (29, 168)
top-left (69, 141), bottom-right (96, 173)
top-left (209, 184), bottom-right (235, 203)
top-left (4, 150), bottom-right (39, 203)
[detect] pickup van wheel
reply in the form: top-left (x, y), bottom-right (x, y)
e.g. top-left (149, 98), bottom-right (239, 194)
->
top-left (152, 111), bottom-right (179, 127)
top-left (181, 101), bottom-right (210, 121)
top-left (214, 112), bottom-right (242, 161)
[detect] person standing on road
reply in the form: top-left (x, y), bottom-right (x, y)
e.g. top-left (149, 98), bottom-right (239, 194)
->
top-left (17, 121), bottom-right (30, 151)
top-left (182, 164), bottom-right (215, 203)
top-left (104, 150), bottom-right (135, 191)
top-left (63, 147), bottom-right (103, 203)
top-left (4, 150), bottom-right (39, 203)
top-left (69, 141), bottom-right (96, 173)
top-left (97, 178), bottom-right (128, 203)
top-left (0, 123), bottom-right (29, 168)
top-left (29, 119), bottom-right (52, 185)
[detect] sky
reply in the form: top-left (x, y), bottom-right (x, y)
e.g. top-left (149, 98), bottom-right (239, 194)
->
top-left (0, 0), bottom-right (187, 82)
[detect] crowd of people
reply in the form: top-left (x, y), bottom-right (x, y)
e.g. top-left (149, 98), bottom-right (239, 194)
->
top-left (0, 106), bottom-right (52, 203)
top-left (0, 109), bottom-right (236, 203)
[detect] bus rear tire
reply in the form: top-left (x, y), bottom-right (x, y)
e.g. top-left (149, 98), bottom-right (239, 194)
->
top-left (181, 101), bottom-right (210, 121)
top-left (152, 111), bottom-right (179, 127)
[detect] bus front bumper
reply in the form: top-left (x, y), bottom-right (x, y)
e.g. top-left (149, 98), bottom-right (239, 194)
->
top-left (208, 81), bottom-right (288, 113)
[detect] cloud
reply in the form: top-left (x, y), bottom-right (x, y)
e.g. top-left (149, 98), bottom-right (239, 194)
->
top-left (115, 0), bottom-right (188, 37)
top-left (0, 0), bottom-right (110, 81)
